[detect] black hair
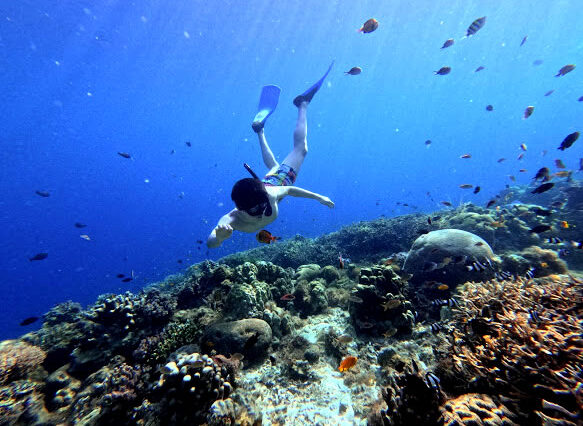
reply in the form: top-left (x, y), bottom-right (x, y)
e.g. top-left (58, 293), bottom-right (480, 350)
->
top-left (231, 178), bottom-right (268, 211)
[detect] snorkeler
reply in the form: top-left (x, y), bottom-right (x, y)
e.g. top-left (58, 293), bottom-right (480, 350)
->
top-left (206, 62), bottom-right (335, 248)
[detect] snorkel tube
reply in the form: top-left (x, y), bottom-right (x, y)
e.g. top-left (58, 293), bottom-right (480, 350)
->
top-left (244, 163), bottom-right (260, 180)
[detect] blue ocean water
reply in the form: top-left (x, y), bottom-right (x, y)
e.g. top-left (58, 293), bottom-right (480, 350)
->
top-left (1, 1), bottom-right (581, 340)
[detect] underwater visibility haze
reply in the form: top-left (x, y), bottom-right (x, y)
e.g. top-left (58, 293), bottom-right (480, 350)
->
top-left (0, 1), bottom-right (582, 425)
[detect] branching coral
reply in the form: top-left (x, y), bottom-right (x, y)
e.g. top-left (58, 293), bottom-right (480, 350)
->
top-left (447, 275), bottom-right (583, 424)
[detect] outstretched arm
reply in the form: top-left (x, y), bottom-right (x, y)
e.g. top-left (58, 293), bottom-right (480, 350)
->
top-left (280, 186), bottom-right (334, 208)
top-left (207, 212), bottom-right (235, 248)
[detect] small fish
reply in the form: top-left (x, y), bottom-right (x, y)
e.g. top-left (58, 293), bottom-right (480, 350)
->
top-left (121, 277), bottom-right (132, 282)
top-left (519, 169), bottom-right (527, 173)
top-left (35, 190), bottom-right (50, 197)
top-left (256, 230), bottom-right (281, 244)
top-left (509, 175), bottom-right (516, 182)
top-left (497, 158), bottom-right (506, 163)
top-left (525, 267), bottom-right (535, 279)
top-left (555, 64), bottom-right (575, 77)
top-left (559, 220), bottom-right (569, 229)
top-left (441, 201), bottom-right (452, 207)
top-left (338, 355), bottom-right (358, 372)
top-left (486, 199), bottom-right (496, 208)
top-left (437, 284), bottom-right (449, 291)
top-left (533, 167), bottom-right (550, 182)
top-left (441, 39), bottom-right (454, 49)
top-left (431, 323), bottom-right (443, 333)
top-left (74, 222), bottom-right (87, 228)
top-left (486, 105), bottom-right (493, 111)
top-left (555, 159), bottom-right (566, 169)
top-left (534, 208), bottom-right (553, 217)
top-left (570, 241), bottom-right (583, 249)
top-left (520, 35), bottom-right (528, 46)
top-left (344, 67), bottom-right (362, 75)
top-left (434, 66), bottom-right (451, 75)
top-left (196, 240), bottom-right (204, 244)
top-left (358, 18), bottom-right (379, 34)
top-left (177, 259), bottom-right (183, 263)
top-left (423, 262), bottom-right (439, 272)
top-left (529, 225), bottom-right (552, 234)
top-left (542, 150), bottom-right (548, 156)
top-left (558, 248), bottom-right (570, 257)
top-left (357, 320), bottom-right (374, 329)
top-left (185, 141), bottom-right (192, 147)
top-left (335, 335), bottom-right (354, 344)
top-left (348, 295), bottom-right (364, 303)
top-left (531, 182), bottom-right (554, 194)
top-left (540, 261), bottom-right (548, 268)
top-left (520, 143), bottom-right (527, 151)
top-left (554, 171), bottom-right (572, 178)
top-left (427, 217), bottom-right (432, 225)
top-left (382, 328), bottom-right (398, 338)
top-left (528, 309), bottom-right (541, 323)
top-left (579, 96), bottom-right (583, 102)
top-left (425, 140), bottom-right (432, 147)
top-left (79, 234), bottom-right (91, 241)
top-left (280, 293), bottom-right (295, 301)
top-left (475, 241), bottom-right (484, 246)
top-left (466, 17), bottom-right (486, 37)
top-left (432, 298), bottom-right (459, 308)
top-left (460, 154), bottom-right (471, 159)
top-left (474, 66), bottom-right (485, 72)
top-left (425, 372), bottom-right (441, 391)
top-left (116, 273), bottom-right (125, 278)
top-left (19, 316), bottom-right (39, 326)
top-left (459, 184), bottom-right (473, 189)
top-left (170, 149), bottom-right (175, 154)
top-left (381, 299), bottom-right (402, 311)
top-left (524, 106), bottom-right (535, 119)
top-left (544, 89), bottom-right (554, 97)
top-left (558, 132), bottom-right (579, 151)
top-left (533, 59), bottom-right (544, 66)
top-left (29, 253), bottom-right (48, 261)
top-left (117, 152), bottom-right (131, 159)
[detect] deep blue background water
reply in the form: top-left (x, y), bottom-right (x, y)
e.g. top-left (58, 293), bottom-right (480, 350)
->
top-left (1, 1), bottom-right (581, 340)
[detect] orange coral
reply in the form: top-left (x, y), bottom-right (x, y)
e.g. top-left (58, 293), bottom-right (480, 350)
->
top-left (448, 275), bottom-right (582, 424)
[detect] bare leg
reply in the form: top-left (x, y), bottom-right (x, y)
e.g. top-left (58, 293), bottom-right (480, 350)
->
top-left (257, 129), bottom-right (278, 171)
top-left (281, 101), bottom-right (308, 174)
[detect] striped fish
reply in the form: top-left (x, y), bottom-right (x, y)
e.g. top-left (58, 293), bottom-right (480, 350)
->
top-left (467, 16), bottom-right (486, 37)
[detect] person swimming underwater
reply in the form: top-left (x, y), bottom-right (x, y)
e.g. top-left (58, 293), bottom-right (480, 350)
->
top-left (206, 62), bottom-right (335, 248)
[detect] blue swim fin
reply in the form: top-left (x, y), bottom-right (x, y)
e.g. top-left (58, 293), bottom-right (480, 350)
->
top-left (293, 60), bottom-right (335, 107)
top-left (252, 85), bottom-right (281, 133)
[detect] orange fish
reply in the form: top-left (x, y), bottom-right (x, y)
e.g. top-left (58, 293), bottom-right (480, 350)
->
top-left (554, 171), bottom-right (571, 178)
top-left (560, 221), bottom-right (569, 229)
top-left (256, 230), bottom-right (281, 244)
top-left (358, 18), bottom-right (379, 33)
top-left (437, 284), bottom-right (449, 291)
top-left (338, 356), bottom-right (358, 372)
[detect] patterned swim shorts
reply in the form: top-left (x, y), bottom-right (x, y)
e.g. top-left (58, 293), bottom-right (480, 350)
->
top-left (262, 164), bottom-right (297, 186)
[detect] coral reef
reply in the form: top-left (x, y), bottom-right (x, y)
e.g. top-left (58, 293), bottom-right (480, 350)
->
top-left (0, 340), bottom-right (46, 385)
top-left (201, 319), bottom-right (272, 362)
top-left (440, 393), bottom-right (518, 425)
top-left (445, 275), bottom-right (583, 424)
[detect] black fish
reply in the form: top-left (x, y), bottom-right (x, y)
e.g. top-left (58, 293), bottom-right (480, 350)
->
top-left (434, 66), bottom-right (451, 75)
top-left (544, 90), bottom-right (554, 97)
top-left (473, 186), bottom-right (481, 194)
top-left (35, 190), bottom-right (50, 197)
top-left (520, 35), bottom-right (527, 46)
top-left (29, 253), bottom-right (48, 261)
top-left (533, 167), bottom-right (550, 182)
top-left (425, 140), bottom-right (432, 146)
top-left (534, 208), bottom-right (552, 217)
top-left (533, 59), bottom-right (544, 66)
top-left (177, 259), bottom-right (183, 263)
top-left (121, 277), bottom-right (132, 282)
top-left (485, 105), bottom-right (493, 111)
top-left (555, 64), bottom-right (575, 77)
top-left (486, 199), bottom-right (496, 208)
top-left (243, 332), bottom-right (260, 351)
top-left (558, 131), bottom-right (579, 151)
top-left (427, 217), bottom-right (432, 225)
top-left (441, 39), bottom-right (454, 49)
top-left (19, 316), bottom-right (39, 326)
top-left (196, 240), bottom-right (204, 244)
top-left (116, 273), bottom-right (125, 278)
top-left (579, 96), bottom-right (583, 102)
top-left (475, 66), bottom-right (485, 72)
top-left (117, 152), bottom-right (131, 159)
top-left (529, 225), bottom-right (551, 234)
top-left (430, 323), bottom-right (443, 333)
top-left (531, 183), bottom-right (554, 194)
top-left (466, 17), bottom-right (486, 36)
top-left (185, 141), bottom-right (192, 147)
top-left (74, 222), bottom-right (87, 228)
